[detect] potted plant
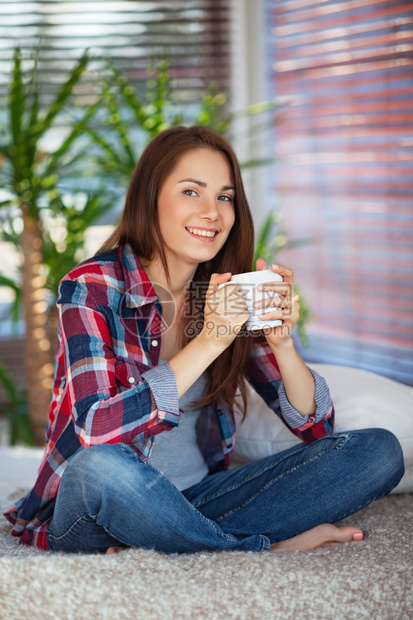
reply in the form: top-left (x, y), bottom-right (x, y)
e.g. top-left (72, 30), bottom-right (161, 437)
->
top-left (0, 49), bottom-right (106, 444)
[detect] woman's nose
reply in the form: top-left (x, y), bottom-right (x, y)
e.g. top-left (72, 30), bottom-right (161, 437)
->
top-left (200, 198), bottom-right (219, 221)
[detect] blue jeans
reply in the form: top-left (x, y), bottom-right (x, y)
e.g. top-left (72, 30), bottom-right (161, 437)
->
top-left (47, 428), bottom-right (404, 554)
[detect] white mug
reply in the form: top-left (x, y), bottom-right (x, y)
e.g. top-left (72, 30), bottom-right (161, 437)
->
top-left (218, 269), bottom-right (283, 331)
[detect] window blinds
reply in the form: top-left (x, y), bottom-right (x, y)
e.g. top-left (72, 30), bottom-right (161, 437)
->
top-left (265, 0), bottom-right (413, 384)
top-left (0, 0), bottom-right (231, 108)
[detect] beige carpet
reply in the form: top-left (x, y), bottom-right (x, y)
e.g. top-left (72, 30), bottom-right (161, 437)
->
top-left (1, 490), bottom-right (412, 620)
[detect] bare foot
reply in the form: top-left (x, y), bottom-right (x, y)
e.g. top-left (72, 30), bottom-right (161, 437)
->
top-left (270, 524), bottom-right (364, 553)
top-left (105, 546), bottom-right (126, 555)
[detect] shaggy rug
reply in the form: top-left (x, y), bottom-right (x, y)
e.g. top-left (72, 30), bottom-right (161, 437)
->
top-left (1, 489), bottom-right (412, 620)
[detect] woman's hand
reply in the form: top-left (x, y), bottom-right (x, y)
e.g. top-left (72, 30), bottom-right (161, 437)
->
top-left (254, 258), bottom-right (300, 350)
top-left (199, 272), bottom-right (250, 350)
top-left (169, 273), bottom-right (249, 399)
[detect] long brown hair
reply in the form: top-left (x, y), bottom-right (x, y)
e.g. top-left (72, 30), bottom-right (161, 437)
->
top-left (99, 125), bottom-right (256, 416)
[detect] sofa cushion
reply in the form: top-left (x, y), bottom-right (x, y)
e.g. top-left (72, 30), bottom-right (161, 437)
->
top-left (233, 364), bottom-right (413, 493)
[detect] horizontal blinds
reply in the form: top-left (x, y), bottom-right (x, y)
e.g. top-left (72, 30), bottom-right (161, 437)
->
top-left (265, 0), bottom-right (413, 384)
top-left (0, 0), bottom-right (231, 107)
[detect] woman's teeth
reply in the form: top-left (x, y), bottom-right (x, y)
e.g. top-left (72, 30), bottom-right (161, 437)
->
top-left (187, 227), bottom-right (216, 238)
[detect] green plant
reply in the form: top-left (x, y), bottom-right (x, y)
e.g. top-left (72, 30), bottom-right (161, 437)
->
top-left (86, 60), bottom-right (233, 185)
top-left (88, 59), bottom-right (284, 185)
top-left (0, 274), bottom-right (21, 334)
top-left (0, 48), bottom-right (106, 444)
top-left (0, 363), bottom-right (32, 445)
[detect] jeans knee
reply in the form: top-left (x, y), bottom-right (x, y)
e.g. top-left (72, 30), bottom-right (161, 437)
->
top-left (67, 444), bottom-right (116, 475)
top-left (378, 428), bottom-right (404, 481)
top-left (62, 444), bottom-right (132, 494)
top-left (358, 428), bottom-right (405, 491)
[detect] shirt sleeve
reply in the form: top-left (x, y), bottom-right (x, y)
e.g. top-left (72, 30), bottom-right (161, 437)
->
top-left (141, 363), bottom-right (180, 426)
top-left (277, 367), bottom-right (333, 429)
top-left (56, 279), bottom-right (181, 449)
top-left (245, 340), bottom-right (334, 443)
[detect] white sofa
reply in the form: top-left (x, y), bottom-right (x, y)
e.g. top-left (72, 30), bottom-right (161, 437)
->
top-left (233, 364), bottom-right (413, 494)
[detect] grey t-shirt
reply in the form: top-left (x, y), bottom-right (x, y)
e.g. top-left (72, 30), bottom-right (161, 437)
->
top-left (149, 364), bottom-right (209, 491)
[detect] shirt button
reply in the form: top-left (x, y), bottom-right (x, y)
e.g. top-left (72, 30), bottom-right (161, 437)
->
top-left (151, 339), bottom-right (159, 347)
top-left (128, 376), bottom-right (135, 384)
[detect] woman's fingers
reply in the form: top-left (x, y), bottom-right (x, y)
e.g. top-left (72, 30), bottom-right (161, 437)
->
top-left (271, 263), bottom-right (294, 282)
top-left (255, 258), bottom-right (294, 282)
top-left (255, 257), bottom-right (267, 271)
top-left (203, 273), bottom-right (250, 346)
top-left (208, 272), bottom-right (232, 293)
top-left (255, 289), bottom-right (299, 311)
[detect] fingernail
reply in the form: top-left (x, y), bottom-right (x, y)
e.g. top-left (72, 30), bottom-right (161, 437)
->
top-left (353, 532), bottom-right (363, 540)
top-left (271, 264), bottom-right (279, 270)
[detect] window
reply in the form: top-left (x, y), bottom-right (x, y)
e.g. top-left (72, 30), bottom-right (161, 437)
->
top-left (264, 0), bottom-right (413, 384)
top-left (0, 0), bottom-right (231, 108)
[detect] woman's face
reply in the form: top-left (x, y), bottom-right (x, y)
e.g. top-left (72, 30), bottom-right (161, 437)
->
top-left (156, 147), bottom-right (236, 271)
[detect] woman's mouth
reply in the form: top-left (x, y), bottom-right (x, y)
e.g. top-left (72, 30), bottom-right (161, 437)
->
top-left (186, 226), bottom-right (219, 241)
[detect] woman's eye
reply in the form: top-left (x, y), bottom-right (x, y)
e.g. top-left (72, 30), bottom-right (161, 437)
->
top-left (218, 195), bottom-right (233, 202)
top-left (183, 189), bottom-right (197, 197)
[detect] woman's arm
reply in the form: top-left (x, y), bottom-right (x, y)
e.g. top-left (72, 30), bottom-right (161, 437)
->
top-left (245, 340), bottom-right (334, 442)
top-left (168, 272), bottom-right (250, 397)
top-left (246, 259), bottom-right (334, 442)
top-left (57, 269), bottom-right (249, 448)
top-left (254, 260), bottom-right (316, 415)
top-left (267, 337), bottom-right (316, 415)
top-left (56, 280), bottom-right (181, 449)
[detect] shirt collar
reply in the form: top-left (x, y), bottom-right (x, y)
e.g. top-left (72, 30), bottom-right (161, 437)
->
top-left (120, 244), bottom-right (158, 308)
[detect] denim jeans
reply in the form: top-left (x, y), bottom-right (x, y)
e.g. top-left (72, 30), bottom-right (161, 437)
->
top-left (47, 428), bottom-right (404, 554)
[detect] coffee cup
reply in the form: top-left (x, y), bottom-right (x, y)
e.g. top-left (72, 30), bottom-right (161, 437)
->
top-left (218, 269), bottom-right (283, 331)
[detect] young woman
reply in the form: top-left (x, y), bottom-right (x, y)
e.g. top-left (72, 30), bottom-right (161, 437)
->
top-left (5, 126), bottom-right (404, 554)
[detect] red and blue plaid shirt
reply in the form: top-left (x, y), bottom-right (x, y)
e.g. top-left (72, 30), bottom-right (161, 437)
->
top-left (4, 244), bottom-right (334, 549)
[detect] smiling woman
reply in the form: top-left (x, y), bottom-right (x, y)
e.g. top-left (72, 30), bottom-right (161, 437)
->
top-left (3, 126), bottom-right (404, 556)
top-left (155, 148), bottom-right (235, 268)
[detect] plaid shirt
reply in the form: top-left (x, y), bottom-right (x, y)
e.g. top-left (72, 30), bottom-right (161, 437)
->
top-left (4, 244), bottom-right (334, 550)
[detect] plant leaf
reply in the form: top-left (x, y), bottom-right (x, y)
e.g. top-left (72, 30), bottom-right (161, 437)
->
top-left (44, 89), bottom-right (106, 175)
top-left (0, 274), bottom-right (22, 332)
top-left (240, 157), bottom-right (278, 169)
top-left (0, 362), bottom-right (20, 406)
top-left (34, 50), bottom-right (90, 140)
top-left (112, 64), bottom-right (147, 128)
top-left (9, 49), bottom-right (25, 149)
top-left (232, 100), bottom-right (285, 119)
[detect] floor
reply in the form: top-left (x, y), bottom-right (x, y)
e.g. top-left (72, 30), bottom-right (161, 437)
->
top-left (0, 446), bottom-right (43, 505)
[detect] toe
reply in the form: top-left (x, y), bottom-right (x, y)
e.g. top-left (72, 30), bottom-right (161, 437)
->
top-left (336, 526), bottom-right (364, 542)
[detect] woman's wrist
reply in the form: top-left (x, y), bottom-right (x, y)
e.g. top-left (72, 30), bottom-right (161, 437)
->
top-left (268, 335), bottom-right (295, 357)
top-left (168, 330), bottom-right (227, 398)
top-left (196, 328), bottom-right (229, 357)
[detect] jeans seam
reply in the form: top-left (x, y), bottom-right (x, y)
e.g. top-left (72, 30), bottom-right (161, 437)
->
top-left (213, 435), bottom-right (351, 522)
top-left (144, 460), bottom-right (246, 543)
top-left (214, 454), bottom-right (326, 522)
top-left (333, 470), bottom-right (405, 524)
top-left (193, 434), bottom-right (350, 511)
top-left (261, 535), bottom-right (271, 552)
top-left (48, 513), bottom-right (99, 544)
